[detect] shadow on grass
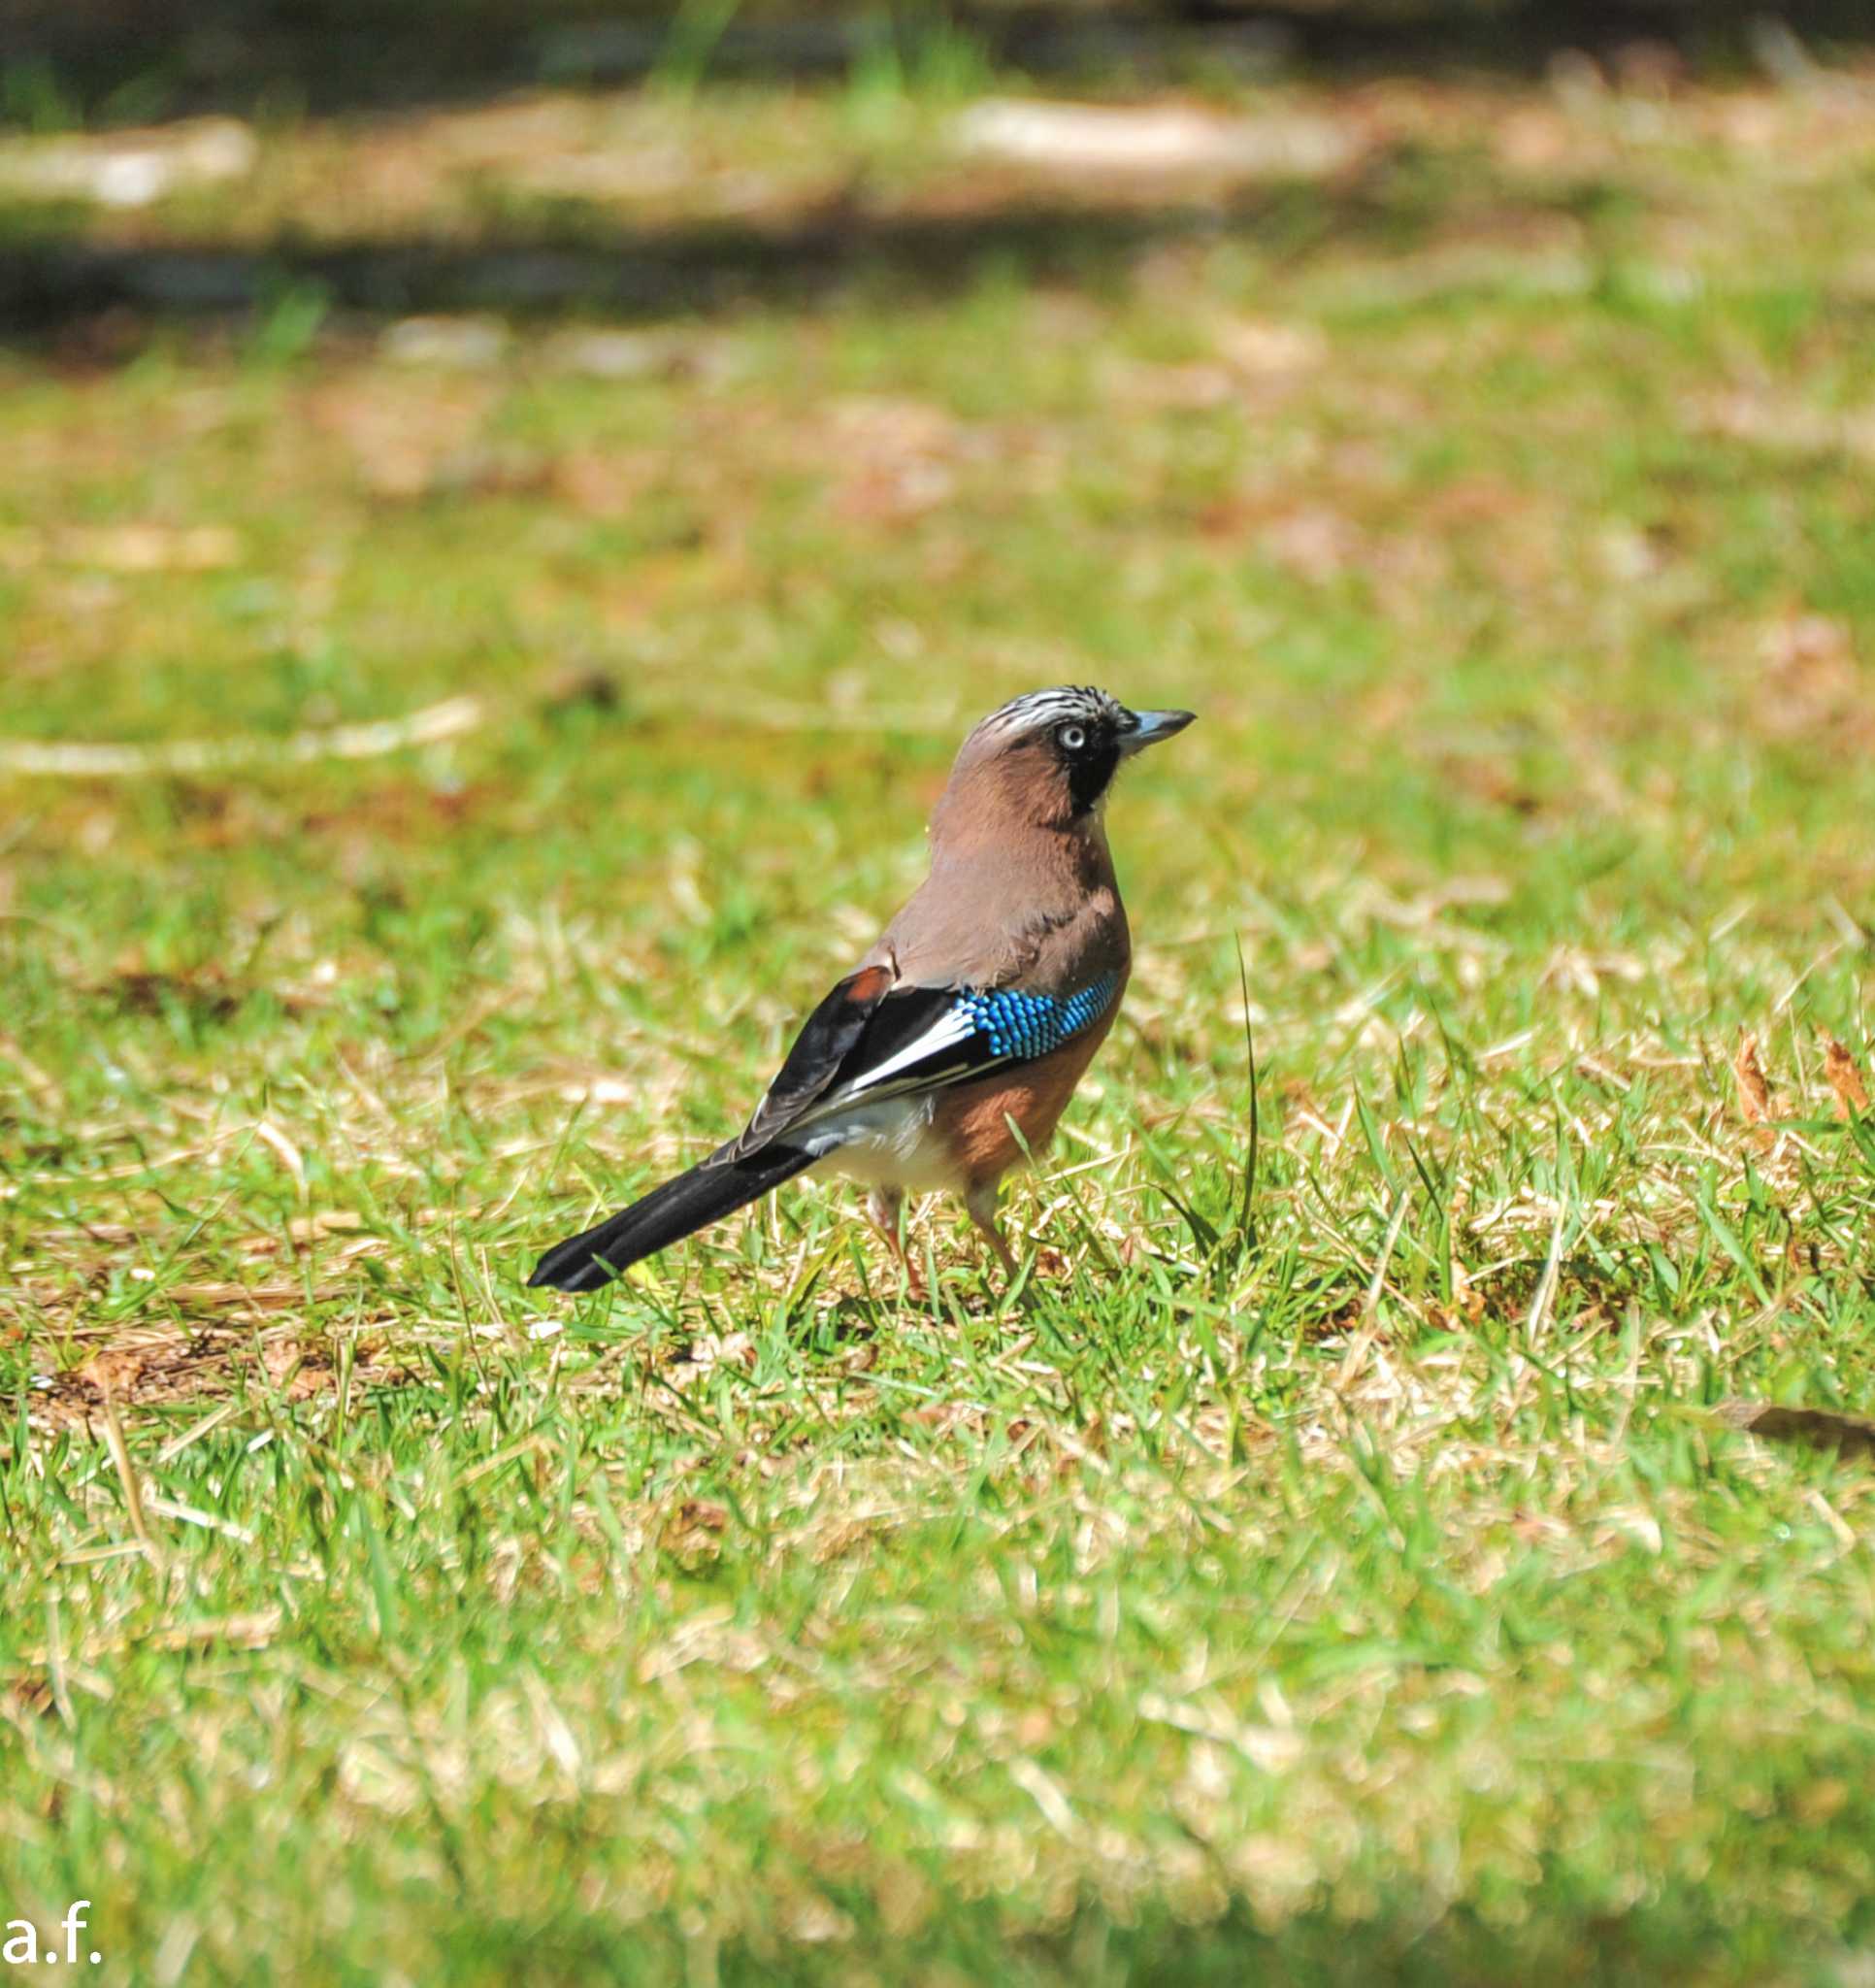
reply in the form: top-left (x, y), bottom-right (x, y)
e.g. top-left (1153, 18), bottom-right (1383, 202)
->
top-left (6, 1), bottom-right (1868, 350)
top-left (2, 152), bottom-right (1620, 345)
top-left (9, 1), bottom-right (1875, 124)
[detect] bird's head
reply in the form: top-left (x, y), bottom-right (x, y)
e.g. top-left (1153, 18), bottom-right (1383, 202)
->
top-left (941, 686), bottom-right (1196, 833)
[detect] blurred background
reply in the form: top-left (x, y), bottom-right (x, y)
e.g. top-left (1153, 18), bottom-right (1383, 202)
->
top-left (5, 0), bottom-right (1871, 856)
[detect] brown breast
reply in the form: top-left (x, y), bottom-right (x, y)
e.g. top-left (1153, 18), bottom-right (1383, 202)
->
top-left (931, 987), bottom-right (1124, 1189)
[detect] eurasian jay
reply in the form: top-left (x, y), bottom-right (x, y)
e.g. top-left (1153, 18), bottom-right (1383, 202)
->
top-left (529, 686), bottom-right (1194, 1294)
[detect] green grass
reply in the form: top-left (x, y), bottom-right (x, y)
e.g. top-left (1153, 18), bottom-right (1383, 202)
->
top-left (5, 49), bottom-right (1875, 1987)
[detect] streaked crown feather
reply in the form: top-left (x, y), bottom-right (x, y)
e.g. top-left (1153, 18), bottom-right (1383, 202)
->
top-left (968, 685), bottom-right (1130, 746)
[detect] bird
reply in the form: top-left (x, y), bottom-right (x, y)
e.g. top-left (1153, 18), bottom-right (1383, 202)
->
top-left (528, 686), bottom-right (1195, 1295)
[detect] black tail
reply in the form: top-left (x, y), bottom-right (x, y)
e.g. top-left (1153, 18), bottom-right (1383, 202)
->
top-left (528, 1142), bottom-right (817, 1293)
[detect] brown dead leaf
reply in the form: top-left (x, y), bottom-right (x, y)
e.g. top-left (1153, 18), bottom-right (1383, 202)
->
top-left (43, 1333), bottom-right (219, 1428)
top-left (1493, 105), bottom-right (1581, 173)
top-left (826, 396), bottom-right (967, 524)
top-left (308, 375), bottom-right (496, 501)
top-left (1783, 1206), bottom-right (1820, 1279)
top-left (1416, 476), bottom-right (1530, 530)
top-left (550, 448), bottom-right (659, 519)
top-left (76, 1346), bottom-right (148, 1397)
top-left (1716, 1400), bottom-right (1875, 1460)
top-left (661, 1498), bottom-right (730, 1563)
top-left (1610, 38), bottom-right (1689, 97)
top-left (1733, 1033), bottom-right (1772, 1127)
top-left (261, 1338), bottom-right (338, 1401)
top-left (1509, 1508), bottom-right (1571, 1545)
top-left (1435, 755), bottom-right (1543, 817)
top-left (95, 957), bottom-right (242, 1022)
top-left (906, 1402), bottom-right (972, 1438)
top-left (1261, 506), bottom-right (1362, 584)
top-left (1451, 1262), bottom-right (1487, 1326)
top-left (1824, 1036), bottom-right (1870, 1120)
top-left (40, 1327), bottom-right (405, 1434)
top-left (1754, 612), bottom-right (1868, 749)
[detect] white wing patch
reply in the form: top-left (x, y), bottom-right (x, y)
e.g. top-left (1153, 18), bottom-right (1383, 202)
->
top-left (837, 1006), bottom-right (977, 1100)
top-left (782, 1004), bottom-right (1000, 1141)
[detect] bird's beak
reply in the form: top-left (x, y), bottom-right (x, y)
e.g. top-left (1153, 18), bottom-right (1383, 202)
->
top-left (1119, 708), bottom-right (1197, 754)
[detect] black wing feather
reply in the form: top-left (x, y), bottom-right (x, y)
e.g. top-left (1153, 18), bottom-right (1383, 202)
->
top-left (528, 1140), bottom-right (816, 1292)
top-left (532, 974), bottom-right (1011, 1292)
top-left (726, 978), bottom-right (1010, 1158)
top-left (722, 962), bottom-right (896, 1160)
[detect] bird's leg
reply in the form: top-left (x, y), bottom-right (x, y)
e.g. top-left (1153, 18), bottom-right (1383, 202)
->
top-left (866, 1185), bottom-right (925, 1300)
top-left (966, 1182), bottom-right (1022, 1281)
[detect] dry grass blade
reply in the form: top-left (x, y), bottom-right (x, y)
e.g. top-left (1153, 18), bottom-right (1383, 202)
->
top-left (143, 1609), bottom-right (284, 1654)
top-left (1233, 931), bottom-right (1260, 1258)
top-left (0, 694), bottom-right (483, 778)
top-left (16, 1607), bottom-right (285, 1673)
top-left (98, 1394), bottom-right (164, 1570)
top-left (1334, 1189), bottom-right (1412, 1389)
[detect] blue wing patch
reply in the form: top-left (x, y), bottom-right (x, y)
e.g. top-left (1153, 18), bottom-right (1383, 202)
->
top-left (953, 973), bottom-right (1121, 1060)
top-left (746, 968), bottom-right (1125, 1143)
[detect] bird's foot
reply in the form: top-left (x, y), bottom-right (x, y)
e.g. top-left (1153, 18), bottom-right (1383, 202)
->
top-left (892, 1246), bottom-right (929, 1305)
top-left (965, 1185), bottom-right (1022, 1283)
top-left (867, 1186), bottom-right (928, 1303)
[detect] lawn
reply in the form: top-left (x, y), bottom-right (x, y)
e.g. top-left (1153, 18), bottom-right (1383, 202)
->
top-left (4, 19), bottom-right (1875, 1984)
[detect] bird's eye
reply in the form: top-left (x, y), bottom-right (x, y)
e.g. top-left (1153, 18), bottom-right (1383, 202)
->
top-left (1058, 723), bottom-right (1088, 752)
